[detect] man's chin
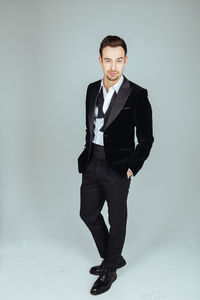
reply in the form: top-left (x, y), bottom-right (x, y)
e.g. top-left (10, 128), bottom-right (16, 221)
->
top-left (107, 74), bottom-right (120, 81)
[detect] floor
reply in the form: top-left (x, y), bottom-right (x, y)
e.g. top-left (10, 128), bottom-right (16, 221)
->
top-left (0, 229), bottom-right (199, 300)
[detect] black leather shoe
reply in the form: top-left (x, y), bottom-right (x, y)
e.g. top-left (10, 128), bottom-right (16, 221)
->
top-left (90, 269), bottom-right (117, 295)
top-left (89, 255), bottom-right (126, 275)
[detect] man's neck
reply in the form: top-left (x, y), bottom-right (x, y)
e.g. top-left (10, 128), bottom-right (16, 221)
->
top-left (103, 75), bottom-right (122, 92)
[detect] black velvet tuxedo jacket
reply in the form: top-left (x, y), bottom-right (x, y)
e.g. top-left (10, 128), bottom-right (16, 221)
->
top-left (78, 75), bottom-right (154, 177)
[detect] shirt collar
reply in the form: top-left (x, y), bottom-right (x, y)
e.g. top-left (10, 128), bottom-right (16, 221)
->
top-left (99, 74), bottom-right (124, 94)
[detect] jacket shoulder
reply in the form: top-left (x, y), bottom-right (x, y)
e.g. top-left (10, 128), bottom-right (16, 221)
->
top-left (87, 79), bottom-right (101, 89)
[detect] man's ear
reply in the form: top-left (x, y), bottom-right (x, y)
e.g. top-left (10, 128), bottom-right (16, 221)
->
top-left (99, 56), bottom-right (102, 65)
top-left (125, 56), bottom-right (128, 64)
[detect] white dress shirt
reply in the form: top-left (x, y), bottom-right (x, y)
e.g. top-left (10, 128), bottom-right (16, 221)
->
top-left (92, 74), bottom-right (133, 176)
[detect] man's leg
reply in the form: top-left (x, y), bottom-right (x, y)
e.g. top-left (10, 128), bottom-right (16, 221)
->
top-left (100, 162), bottom-right (131, 272)
top-left (89, 158), bottom-right (131, 296)
top-left (80, 156), bottom-right (110, 259)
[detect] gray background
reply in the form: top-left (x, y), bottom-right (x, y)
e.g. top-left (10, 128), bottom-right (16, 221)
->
top-left (0, 0), bottom-right (199, 299)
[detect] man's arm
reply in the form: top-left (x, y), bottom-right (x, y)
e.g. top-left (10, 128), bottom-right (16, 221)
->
top-left (128, 89), bottom-right (154, 176)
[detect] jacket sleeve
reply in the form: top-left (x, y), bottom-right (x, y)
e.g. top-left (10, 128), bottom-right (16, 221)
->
top-left (128, 89), bottom-right (154, 176)
top-left (83, 84), bottom-right (91, 148)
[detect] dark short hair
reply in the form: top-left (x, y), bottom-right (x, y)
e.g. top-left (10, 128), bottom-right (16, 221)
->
top-left (99, 35), bottom-right (127, 58)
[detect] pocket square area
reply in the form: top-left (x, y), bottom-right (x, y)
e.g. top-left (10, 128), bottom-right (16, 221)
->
top-left (122, 106), bottom-right (131, 110)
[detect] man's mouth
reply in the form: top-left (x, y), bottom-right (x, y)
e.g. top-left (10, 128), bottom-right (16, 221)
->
top-left (109, 72), bottom-right (117, 76)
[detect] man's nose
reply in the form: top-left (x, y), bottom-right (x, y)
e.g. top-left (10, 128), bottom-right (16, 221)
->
top-left (111, 62), bottom-right (116, 70)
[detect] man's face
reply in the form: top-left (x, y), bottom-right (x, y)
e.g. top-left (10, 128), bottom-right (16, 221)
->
top-left (99, 46), bottom-right (128, 82)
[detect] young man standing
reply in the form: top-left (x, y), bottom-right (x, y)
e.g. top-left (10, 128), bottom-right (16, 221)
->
top-left (78, 35), bottom-right (154, 295)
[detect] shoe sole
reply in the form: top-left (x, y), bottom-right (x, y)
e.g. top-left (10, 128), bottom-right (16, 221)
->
top-left (90, 260), bottom-right (126, 275)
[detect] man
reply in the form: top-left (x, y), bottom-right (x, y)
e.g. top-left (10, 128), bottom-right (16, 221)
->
top-left (78, 35), bottom-right (154, 295)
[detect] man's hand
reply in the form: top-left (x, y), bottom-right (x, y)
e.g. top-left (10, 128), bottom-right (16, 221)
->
top-left (127, 169), bottom-right (133, 179)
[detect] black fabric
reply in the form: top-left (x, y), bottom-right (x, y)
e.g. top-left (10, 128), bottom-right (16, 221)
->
top-left (78, 75), bottom-right (154, 273)
top-left (91, 143), bottom-right (106, 158)
top-left (96, 86), bottom-right (117, 120)
top-left (80, 154), bottom-right (131, 272)
top-left (96, 87), bottom-right (104, 118)
top-left (78, 75), bottom-right (154, 177)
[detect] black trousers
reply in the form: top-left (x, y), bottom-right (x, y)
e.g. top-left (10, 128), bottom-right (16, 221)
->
top-left (80, 143), bottom-right (132, 272)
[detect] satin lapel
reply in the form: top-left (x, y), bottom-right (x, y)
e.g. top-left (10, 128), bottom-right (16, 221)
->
top-left (100, 76), bottom-right (133, 132)
top-left (88, 82), bottom-right (101, 137)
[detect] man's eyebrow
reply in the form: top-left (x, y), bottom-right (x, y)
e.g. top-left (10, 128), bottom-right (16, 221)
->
top-left (104, 57), bottom-right (124, 60)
